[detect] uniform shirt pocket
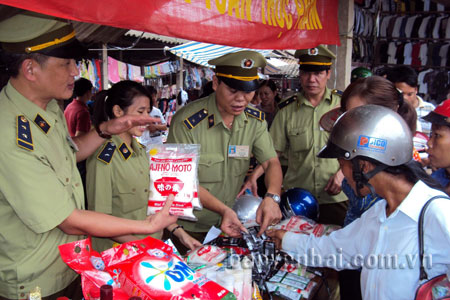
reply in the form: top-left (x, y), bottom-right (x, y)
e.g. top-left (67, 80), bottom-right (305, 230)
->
top-left (231, 157), bottom-right (250, 177)
top-left (198, 153), bottom-right (224, 183)
top-left (115, 181), bottom-right (144, 214)
top-left (288, 128), bottom-right (312, 152)
top-left (36, 154), bottom-right (71, 187)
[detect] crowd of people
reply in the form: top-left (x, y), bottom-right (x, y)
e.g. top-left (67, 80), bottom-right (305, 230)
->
top-left (1, 11), bottom-right (450, 300)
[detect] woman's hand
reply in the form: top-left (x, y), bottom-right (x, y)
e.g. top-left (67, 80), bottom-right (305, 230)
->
top-left (146, 194), bottom-right (178, 233)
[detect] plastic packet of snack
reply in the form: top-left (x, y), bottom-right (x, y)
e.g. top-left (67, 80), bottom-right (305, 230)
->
top-left (147, 144), bottom-right (201, 221)
top-left (186, 245), bottom-right (228, 266)
top-left (58, 237), bottom-right (128, 300)
top-left (101, 236), bottom-right (236, 300)
top-left (273, 216), bottom-right (340, 237)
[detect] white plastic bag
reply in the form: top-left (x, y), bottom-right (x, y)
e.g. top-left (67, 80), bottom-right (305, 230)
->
top-left (147, 144), bottom-right (201, 221)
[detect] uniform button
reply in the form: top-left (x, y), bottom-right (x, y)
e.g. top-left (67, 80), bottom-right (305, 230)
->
top-left (75, 183), bottom-right (80, 187)
top-left (144, 189), bottom-right (148, 192)
top-left (66, 178), bottom-right (69, 182)
top-left (20, 293), bottom-right (25, 297)
top-left (19, 286), bottom-right (24, 290)
top-left (140, 170), bottom-right (143, 174)
top-left (66, 156), bottom-right (68, 161)
top-left (132, 188), bottom-right (136, 192)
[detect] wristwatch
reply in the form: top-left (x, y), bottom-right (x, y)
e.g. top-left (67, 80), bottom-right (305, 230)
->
top-left (265, 192), bottom-right (281, 204)
top-left (95, 124), bottom-right (112, 139)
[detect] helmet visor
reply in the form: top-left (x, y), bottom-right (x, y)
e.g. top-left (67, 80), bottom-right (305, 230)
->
top-left (317, 141), bottom-right (349, 159)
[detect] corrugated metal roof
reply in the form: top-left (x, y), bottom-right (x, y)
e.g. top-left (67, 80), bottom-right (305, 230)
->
top-left (125, 30), bottom-right (188, 45)
top-left (166, 41), bottom-right (273, 67)
top-left (167, 41), bottom-right (298, 76)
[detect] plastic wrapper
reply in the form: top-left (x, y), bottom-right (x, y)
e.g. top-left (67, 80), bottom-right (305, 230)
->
top-left (101, 236), bottom-right (236, 300)
top-left (432, 276), bottom-right (450, 299)
top-left (266, 280), bottom-right (317, 300)
top-left (272, 215), bottom-right (341, 237)
top-left (147, 144), bottom-right (201, 221)
top-left (186, 245), bottom-right (228, 266)
top-left (58, 237), bottom-right (129, 300)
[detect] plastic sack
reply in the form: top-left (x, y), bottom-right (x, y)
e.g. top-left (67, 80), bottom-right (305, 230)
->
top-left (272, 215), bottom-right (341, 237)
top-left (58, 237), bottom-right (129, 300)
top-left (186, 245), bottom-right (228, 266)
top-left (147, 144), bottom-right (201, 221)
top-left (101, 236), bottom-right (236, 300)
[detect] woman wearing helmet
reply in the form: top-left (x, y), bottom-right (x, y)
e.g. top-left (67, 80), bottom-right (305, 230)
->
top-left (424, 99), bottom-right (450, 195)
top-left (322, 76), bottom-right (419, 300)
top-left (268, 105), bottom-right (450, 300)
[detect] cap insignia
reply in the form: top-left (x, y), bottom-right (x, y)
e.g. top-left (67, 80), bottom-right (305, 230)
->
top-left (308, 48), bottom-right (319, 56)
top-left (241, 58), bottom-right (254, 69)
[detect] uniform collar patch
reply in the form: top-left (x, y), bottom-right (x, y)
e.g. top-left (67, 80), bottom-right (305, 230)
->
top-left (34, 113), bottom-right (51, 134)
top-left (208, 114), bottom-right (215, 128)
top-left (119, 143), bottom-right (132, 160)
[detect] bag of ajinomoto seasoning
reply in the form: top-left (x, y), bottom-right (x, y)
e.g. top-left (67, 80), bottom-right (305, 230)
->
top-left (147, 144), bottom-right (201, 221)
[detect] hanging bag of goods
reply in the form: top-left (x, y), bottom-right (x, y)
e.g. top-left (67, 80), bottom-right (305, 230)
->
top-left (147, 144), bottom-right (201, 221)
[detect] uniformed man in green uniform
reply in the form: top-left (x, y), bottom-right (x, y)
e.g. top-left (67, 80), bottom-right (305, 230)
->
top-left (167, 51), bottom-right (283, 248)
top-left (270, 45), bottom-right (347, 226)
top-left (243, 45), bottom-right (347, 227)
top-left (0, 12), bottom-right (176, 299)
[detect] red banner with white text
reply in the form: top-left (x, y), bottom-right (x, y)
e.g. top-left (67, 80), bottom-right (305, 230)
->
top-left (0, 0), bottom-right (339, 49)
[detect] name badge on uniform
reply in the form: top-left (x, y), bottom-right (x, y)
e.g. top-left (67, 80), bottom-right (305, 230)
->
top-left (67, 135), bottom-right (79, 152)
top-left (228, 145), bottom-right (249, 158)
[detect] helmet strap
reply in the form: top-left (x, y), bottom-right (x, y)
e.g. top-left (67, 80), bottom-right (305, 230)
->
top-left (351, 158), bottom-right (387, 197)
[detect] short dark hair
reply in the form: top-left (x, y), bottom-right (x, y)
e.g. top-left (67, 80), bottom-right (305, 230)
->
top-left (1, 51), bottom-right (49, 77)
top-left (73, 78), bottom-right (93, 98)
top-left (386, 66), bottom-right (418, 88)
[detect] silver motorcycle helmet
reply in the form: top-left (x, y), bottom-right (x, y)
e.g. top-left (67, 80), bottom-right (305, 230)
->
top-left (232, 194), bottom-right (262, 222)
top-left (318, 104), bottom-right (413, 165)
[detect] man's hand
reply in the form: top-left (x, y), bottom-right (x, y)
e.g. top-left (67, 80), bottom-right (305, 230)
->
top-left (266, 229), bottom-right (287, 249)
top-left (100, 115), bottom-right (160, 136)
top-left (146, 194), bottom-right (178, 233)
top-left (256, 196), bottom-right (282, 236)
top-left (220, 208), bottom-right (247, 237)
top-left (236, 177), bottom-right (258, 197)
top-left (324, 169), bottom-right (344, 195)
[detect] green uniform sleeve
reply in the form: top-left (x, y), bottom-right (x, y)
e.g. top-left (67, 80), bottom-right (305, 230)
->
top-left (0, 150), bottom-right (76, 234)
top-left (252, 121), bottom-right (277, 164)
top-left (86, 152), bottom-right (113, 214)
top-left (270, 110), bottom-right (287, 152)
